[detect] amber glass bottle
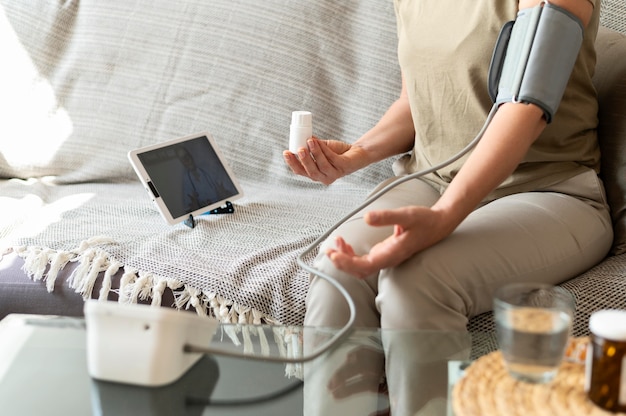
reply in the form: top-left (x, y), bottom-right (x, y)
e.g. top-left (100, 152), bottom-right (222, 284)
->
top-left (586, 310), bottom-right (626, 413)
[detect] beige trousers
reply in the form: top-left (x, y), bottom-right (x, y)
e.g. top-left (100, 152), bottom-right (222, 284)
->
top-left (303, 169), bottom-right (613, 415)
top-left (304, 168), bottom-right (613, 331)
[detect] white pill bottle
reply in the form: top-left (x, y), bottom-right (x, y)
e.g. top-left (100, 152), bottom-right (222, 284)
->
top-left (289, 111), bottom-right (313, 154)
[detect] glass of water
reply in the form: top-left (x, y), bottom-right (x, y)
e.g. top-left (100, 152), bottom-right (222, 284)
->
top-left (494, 282), bottom-right (575, 384)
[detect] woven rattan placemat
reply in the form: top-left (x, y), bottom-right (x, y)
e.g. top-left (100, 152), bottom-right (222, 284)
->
top-left (452, 349), bottom-right (626, 416)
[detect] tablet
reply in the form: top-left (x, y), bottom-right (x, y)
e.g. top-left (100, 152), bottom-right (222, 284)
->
top-left (128, 132), bottom-right (243, 225)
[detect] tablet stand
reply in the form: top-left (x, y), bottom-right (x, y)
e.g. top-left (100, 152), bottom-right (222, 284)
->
top-left (184, 201), bottom-right (234, 228)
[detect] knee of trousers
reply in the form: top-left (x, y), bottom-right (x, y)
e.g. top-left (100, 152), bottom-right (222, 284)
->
top-left (376, 255), bottom-right (471, 331)
top-left (304, 252), bottom-right (380, 329)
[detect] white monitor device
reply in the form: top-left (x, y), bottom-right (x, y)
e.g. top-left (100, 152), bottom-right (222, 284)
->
top-left (128, 132), bottom-right (243, 225)
top-left (84, 300), bottom-right (218, 386)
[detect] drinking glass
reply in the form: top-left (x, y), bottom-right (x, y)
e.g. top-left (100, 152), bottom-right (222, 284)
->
top-left (494, 282), bottom-right (575, 383)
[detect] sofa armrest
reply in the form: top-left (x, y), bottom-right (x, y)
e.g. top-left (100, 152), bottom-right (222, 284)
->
top-left (594, 26), bottom-right (626, 255)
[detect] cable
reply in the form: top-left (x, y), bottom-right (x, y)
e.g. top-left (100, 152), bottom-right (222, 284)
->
top-left (184, 103), bottom-right (499, 363)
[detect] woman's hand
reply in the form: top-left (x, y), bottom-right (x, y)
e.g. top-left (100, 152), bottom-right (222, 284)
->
top-left (284, 74), bottom-right (415, 186)
top-left (326, 205), bottom-right (453, 278)
top-left (283, 137), bottom-right (364, 185)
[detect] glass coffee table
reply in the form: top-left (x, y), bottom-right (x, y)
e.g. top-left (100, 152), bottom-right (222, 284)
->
top-left (0, 314), bottom-right (495, 415)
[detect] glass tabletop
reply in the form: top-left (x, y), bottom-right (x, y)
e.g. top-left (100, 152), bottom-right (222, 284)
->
top-left (0, 314), bottom-right (496, 416)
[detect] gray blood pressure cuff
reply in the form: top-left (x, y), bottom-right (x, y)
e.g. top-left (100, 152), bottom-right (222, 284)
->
top-left (488, 2), bottom-right (584, 123)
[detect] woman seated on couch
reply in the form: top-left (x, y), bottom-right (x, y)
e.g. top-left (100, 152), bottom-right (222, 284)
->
top-left (284, 0), bottom-right (612, 413)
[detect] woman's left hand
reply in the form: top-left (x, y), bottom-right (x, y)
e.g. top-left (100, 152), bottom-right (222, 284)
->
top-left (326, 206), bottom-right (451, 279)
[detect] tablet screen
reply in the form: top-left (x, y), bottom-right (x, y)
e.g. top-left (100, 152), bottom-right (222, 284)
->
top-left (128, 133), bottom-right (243, 224)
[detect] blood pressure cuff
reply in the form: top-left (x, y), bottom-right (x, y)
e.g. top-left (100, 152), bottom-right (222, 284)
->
top-left (488, 3), bottom-right (584, 123)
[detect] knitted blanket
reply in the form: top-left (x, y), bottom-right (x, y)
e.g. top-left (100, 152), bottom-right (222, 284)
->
top-left (1, 178), bottom-right (377, 325)
top-left (0, 0), bottom-right (400, 325)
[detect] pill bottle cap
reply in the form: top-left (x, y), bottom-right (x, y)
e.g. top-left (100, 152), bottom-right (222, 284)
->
top-left (291, 111), bottom-right (312, 127)
top-left (589, 309), bottom-right (626, 341)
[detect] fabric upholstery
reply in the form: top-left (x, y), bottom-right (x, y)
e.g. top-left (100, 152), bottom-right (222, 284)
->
top-left (0, 252), bottom-right (84, 319)
top-left (600, 0), bottom-right (626, 34)
top-left (0, 0), bottom-right (399, 185)
top-left (594, 27), bottom-right (626, 255)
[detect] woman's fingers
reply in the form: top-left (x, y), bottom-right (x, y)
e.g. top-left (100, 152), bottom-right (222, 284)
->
top-left (283, 137), bottom-right (352, 184)
top-left (282, 150), bottom-right (307, 176)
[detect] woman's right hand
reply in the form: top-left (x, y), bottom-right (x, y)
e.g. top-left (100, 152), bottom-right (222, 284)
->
top-left (283, 137), bottom-right (364, 185)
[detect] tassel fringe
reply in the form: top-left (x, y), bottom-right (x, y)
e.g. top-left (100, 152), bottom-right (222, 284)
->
top-left (12, 241), bottom-right (302, 370)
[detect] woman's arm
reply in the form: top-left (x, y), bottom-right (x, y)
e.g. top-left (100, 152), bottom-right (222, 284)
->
top-left (326, 0), bottom-right (595, 277)
top-left (422, 0), bottom-right (595, 237)
top-left (520, 0), bottom-right (593, 25)
top-left (327, 103), bottom-right (547, 277)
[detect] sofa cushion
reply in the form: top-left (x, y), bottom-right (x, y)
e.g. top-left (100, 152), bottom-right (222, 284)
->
top-left (594, 27), bottom-right (626, 255)
top-left (600, 0), bottom-right (626, 35)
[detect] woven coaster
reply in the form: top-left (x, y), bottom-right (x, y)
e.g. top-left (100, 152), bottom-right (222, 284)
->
top-left (452, 349), bottom-right (626, 416)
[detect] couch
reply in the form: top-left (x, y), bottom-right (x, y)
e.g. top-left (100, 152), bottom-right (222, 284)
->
top-left (1, 0), bottom-right (625, 343)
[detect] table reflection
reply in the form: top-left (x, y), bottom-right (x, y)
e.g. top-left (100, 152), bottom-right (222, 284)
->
top-left (302, 328), bottom-right (472, 416)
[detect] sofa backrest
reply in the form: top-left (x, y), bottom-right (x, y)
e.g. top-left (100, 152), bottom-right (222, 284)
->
top-left (594, 0), bottom-right (626, 254)
top-left (601, 0), bottom-right (626, 34)
top-left (0, 0), bottom-right (400, 189)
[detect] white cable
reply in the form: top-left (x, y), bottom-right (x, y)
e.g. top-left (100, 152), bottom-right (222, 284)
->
top-left (185, 104), bottom-right (499, 363)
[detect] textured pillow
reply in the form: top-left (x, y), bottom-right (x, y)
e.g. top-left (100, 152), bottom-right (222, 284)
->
top-left (594, 27), bottom-right (626, 255)
top-left (0, 0), bottom-right (398, 186)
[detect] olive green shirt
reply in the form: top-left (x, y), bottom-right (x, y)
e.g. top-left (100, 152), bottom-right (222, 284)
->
top-left (392, 0), bottom-right (600, 199)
